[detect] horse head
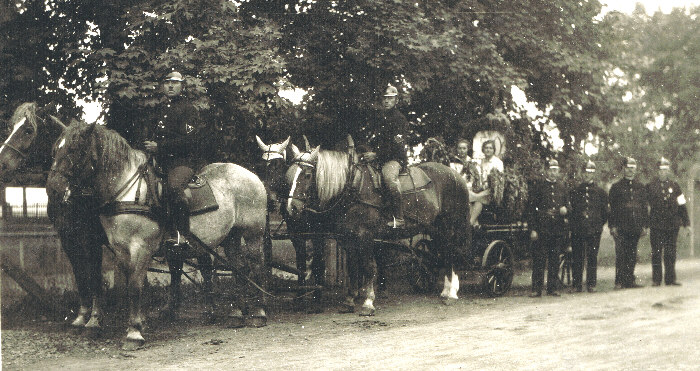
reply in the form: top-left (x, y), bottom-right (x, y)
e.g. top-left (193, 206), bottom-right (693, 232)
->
top-left (0, 102), bottom-right (65, 179)
top-left (286, 144), bottom-right (320, 219)
top-left (47, 122), bottom-right (98, 203)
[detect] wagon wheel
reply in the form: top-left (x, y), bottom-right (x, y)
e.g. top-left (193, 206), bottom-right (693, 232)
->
top-left (481, 240), bottom-right (514, 297)
top-left (558, 246), bottom-right (573, 288)
top-left (406, 239), bottom-right (438, 294)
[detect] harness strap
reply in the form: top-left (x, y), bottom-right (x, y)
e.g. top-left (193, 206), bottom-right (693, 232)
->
top-left (97, 162), bottom-right (148, 211)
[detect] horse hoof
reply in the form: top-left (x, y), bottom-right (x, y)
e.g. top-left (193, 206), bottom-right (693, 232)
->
top-left (122, 338), bottom-right (145, 351)
top-left (84, 326), bottom-right (102, 339)
top-left (246, 316), bottom-right (267, 328)
top-left (442, 297), bottom-right (457, 306)
top-left (338, 304), bottom-right (355, 314)
top-left (359, 307), bottom-right (375, 317)
top-left (226, 315), bottom-right (245, 328)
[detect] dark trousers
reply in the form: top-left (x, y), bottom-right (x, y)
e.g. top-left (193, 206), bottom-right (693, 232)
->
top-left (614, 231), bottom-right (640, 287)
top-left (571, 231), bottom-right (602, 289)
top-left (650, 228), bottom-right (679, 285)
top-left (531, 233), bottom-right (565, 294)
top-left (166, 166), bottom-right (194, 234)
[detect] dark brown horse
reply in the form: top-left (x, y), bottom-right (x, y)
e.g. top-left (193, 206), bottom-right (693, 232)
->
top-left (47, 122), bottom-right (269, 349)
top-left (285, 137), bottom-right (471, 315)
top-left (0, 103), bottom-right (107, 331)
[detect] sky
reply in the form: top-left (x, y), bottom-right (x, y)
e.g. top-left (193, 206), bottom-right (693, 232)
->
top-left (601, 0), bottom-right (700, 14)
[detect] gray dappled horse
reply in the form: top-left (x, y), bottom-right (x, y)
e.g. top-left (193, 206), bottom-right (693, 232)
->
top-left (47, 122), bottom-right (269, 349)
top-left (285, 137), bottom-right (471, 316)
top-left (0, 103), bottom-right (107, 331)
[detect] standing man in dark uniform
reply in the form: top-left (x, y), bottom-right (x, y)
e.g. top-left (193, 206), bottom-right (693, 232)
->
top-left (569, 160), bottom-right (608, 293)
top-left (646, 157), bottom-right (690, 286)
top-left (144, 70), bottom-right (213, 245)
top-left (367, 85), bottom-right (410, 229)
top-left (527, 159), bottom-right (570, 297)
top-left (609, 157), bottom-right (648, 289)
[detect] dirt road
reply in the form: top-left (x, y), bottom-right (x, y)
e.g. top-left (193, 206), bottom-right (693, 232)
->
top-left (3, 259), bottom-right (700, 370)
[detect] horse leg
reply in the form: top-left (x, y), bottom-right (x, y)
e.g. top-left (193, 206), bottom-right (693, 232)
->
top-left (163, 245), bottom-right (184, 320)
top-left (122, 245), bottom-right (153, 351)
top-left (307, 237), bottom-right (326, 313)
top-left (59, 233), bottom-right (92, 328)
top-left (436, 230), bottom-right (460, 305)
top-left (84, 240), bottom-right (105, 332)
top-left (220, 229), bottom-right (245, 328)
top-left (198, 252), bottom-right (215, 323)
top-left (359, 240), bottom-right (378, 317)
top-left (339, 242), bottom-right (358, 314)
top-left (241, 232), bottom-right (268, 328)
top-left (290, 235), bottom-right (308, 312)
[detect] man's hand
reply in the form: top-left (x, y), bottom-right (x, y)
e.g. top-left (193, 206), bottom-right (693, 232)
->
top-left (610, 226), bottom-right (618, 239)
top-left (559, 206), bottom-right (567, 216)
top-left (641, 227), bottom-right (649, 237)
top-left (530, 230), bottom-right (538, 241)
top-left (143, 140), bottom-right (158, 153)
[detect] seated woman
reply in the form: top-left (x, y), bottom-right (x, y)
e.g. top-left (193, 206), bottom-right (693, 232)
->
top-left (470, 139), bottom-right (503, 226)
top-left (449, 139), bottom-right (481, 198)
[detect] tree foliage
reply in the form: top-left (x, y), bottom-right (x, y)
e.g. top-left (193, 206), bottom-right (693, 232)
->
top-left (2, 0), bottom-right (619, 176)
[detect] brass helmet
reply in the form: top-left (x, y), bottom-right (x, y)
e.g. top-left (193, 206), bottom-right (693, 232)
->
top-left (383, 85), bottom-right (398, 97)
top-left (584, 160), bottom-right (596, 173)
top-left (547, 159), bottom-right (559, 169)
top-left (623, 157), bottom-right (637, 169)
top-left (164, 71), bottom-right (185, 82)
top-left (657, 157), bottom-right (671, 170)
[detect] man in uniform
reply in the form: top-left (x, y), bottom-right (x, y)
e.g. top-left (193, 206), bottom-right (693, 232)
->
top-left (367, 85), bottom-right (409, 229)
top-left (609, 157), bottom-right (648, 289)
top-left (646, 157), bottom-right (690, 286)
top-left (569, 160), bottom-right (608, 293)
top-left (143, 70), bottom-right (213, 245)
top-left (527, 159), bottom-right (570, 297)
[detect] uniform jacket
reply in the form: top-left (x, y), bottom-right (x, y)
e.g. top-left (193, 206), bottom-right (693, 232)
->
top-left (608, 178), bottom-right (648, 234)
top-left (367, 108), bottom-right (409, 164)
top-left (646, 177), bottom-right (690, 230)
top-left (147, 96), bottom-right (214, 170)
top-left (569, 181), bottom-right (608, 236)
top-left (527, 178), bottom-right (570, 236)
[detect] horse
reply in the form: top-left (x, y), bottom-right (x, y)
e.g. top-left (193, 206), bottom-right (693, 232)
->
top-left (256, 135), bottom-right (326, 312)
top-left (285, 136), bottom-right (471, 316)
top-left (0, 102), bottom-right (108, 332)
top-left (47, 121), bottom-right (269, 349)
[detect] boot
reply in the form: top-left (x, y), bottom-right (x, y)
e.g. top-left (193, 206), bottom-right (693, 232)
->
top-left (386, 189), bottom-right (405, 229)
top-left (165, 199), bottom-right (190, 246)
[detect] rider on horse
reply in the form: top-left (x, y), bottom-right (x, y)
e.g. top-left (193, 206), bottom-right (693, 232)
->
top-left (143, 70), bottom-right (213, 246)
top-left (367, 85), bottom-right (409, 229)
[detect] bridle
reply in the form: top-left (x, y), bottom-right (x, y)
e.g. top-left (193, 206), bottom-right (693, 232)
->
top-left (0, 117), bottom-right (34, 160)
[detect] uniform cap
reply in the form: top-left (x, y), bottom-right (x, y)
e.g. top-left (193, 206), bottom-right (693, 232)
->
top-left (383, 85), bottom-right (398, 97)
top-left (164, 71), bottom-right (184, 82)
top-left (624, 157), bottom-right (637, 169)
top-left (658, 157), bottom-right (670, 170)
top-left (547, 159), bottom-right (559, 169)
top-left (584, 160), bottom-right (596, 173)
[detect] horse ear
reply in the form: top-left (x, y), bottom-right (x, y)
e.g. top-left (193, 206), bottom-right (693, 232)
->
top-left (309, 145), bottom-right (320, 162)
top-left (280, 136), bottom-right (290, 150)
top-left (347, 135), bottom-right (354, 150)
top-left (49, 115), bottom-right (66, 129)
top-left (255, 135), bottom-right (270, 152)
top-left (303, 135), bottom-right (311, 151)
top-left (291, 144), bottom-right (301, 159)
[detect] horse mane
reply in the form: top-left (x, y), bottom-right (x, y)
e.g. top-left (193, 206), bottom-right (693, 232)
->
top-left (62, 124), bottom-right (146, 180)
top-left (93, 125), bottom-right (146, 177)
top-left (316, 149), bottom-right (350, 206)
top-left (10, 102), bottom-right (38, 132)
